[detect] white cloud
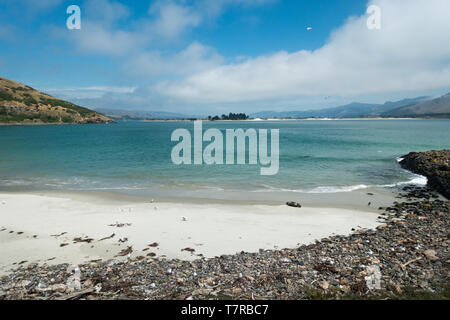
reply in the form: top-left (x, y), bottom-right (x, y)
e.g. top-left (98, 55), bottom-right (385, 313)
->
top-left (126, 42), bottom-right (224, 76)
top-left (68, 22), bottom-right (148, 56)
top-left (198, 0), bottom-right (277, 19)
top-left (155, 0), bottom-right (450, 104)
top-left (39, 0), bottom-right (450, 114)
top-left (61, 0), bottom-right (147, 56)
top-left (149, 1), bottom-right (201, 39)
top-left (44, 86), bottom-right (136, 100)
top-left (64, 0), bottom-right (276, 56)
top-left (16, 0), bottom-right (62, 11)
top-left (84, 0), bottom-right (130, 26)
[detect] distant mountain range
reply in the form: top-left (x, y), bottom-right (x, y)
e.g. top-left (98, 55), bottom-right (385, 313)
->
top-left (382, 93), bottom-right (450, 118)
top-left (3, 75), bottom-right (448, 122)
top-left (94, 108), bottom-right (196, 120)
top-left (97, 94), bottom-right (450, 120)
top-left (0, 77), bottom-right (113, 124)
top-left (251, 94), bottom-right (450, 119)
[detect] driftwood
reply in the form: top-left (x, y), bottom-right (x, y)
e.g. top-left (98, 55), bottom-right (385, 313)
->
top-left (400, 257), bottom-right (422, 270)
top-left (99, 233), bottom-right (115, 241)
top-left (58, 288), bottom-right (94, 300)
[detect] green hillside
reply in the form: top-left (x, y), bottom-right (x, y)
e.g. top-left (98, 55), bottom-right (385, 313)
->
top-left (0, 77), bottom-right (113, 124)
top-left (382, 93), bottom-right (450, 118)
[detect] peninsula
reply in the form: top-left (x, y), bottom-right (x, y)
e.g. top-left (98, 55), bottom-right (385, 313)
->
top-left (0, 77), bottom-right (113, 125)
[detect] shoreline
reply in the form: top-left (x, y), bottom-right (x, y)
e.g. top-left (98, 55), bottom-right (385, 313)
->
top-left (0, 190), bottom-right (387, 276)
top-left (0, 185), bottom-right (398, 209)
top-left (0, 150), bottom-right (448, 300)
top-left (0, 122), bottom-right (114, 126)
top-left (2, 118), bottom-right (448, 126)
top-left (140, 117), bottom-right (429, 122)
top-left (0, 183), bottom-right (448, 300)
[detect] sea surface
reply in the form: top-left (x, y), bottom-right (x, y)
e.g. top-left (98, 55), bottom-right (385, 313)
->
top-left (0, 120), bottom-right (449, 200)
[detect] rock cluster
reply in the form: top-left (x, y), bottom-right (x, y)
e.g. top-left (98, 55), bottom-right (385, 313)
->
top-left (0, 184), bottom-right (448, 300)
top-left (400, 150), bottom-right (450, 199)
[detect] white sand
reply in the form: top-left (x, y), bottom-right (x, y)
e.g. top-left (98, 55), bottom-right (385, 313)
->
top-left (0, 192), bottom-right (382, 275)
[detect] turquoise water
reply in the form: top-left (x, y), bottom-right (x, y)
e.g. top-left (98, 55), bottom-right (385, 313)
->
top-left (0, 120), bottom-right (449, 199)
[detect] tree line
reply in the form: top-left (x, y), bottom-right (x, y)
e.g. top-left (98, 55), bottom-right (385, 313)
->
top-left (208, 113), bottom-right (249, 121)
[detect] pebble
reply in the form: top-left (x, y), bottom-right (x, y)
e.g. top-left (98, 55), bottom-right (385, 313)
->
top-left (318, 280), bottom-right (329, 290)
top-left (424, 249), bottom-right (439, 261)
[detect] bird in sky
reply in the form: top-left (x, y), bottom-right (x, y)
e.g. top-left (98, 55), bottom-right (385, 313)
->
top-left (306, 26), bottom-right (313, 31)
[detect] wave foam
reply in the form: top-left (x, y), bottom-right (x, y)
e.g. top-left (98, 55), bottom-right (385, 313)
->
top-left (382, 174), bottom-right (428, 187)
top-left (252, 173), bottom-right (428, 194)
top-left (306, 185), bottom-right (369, 193)
top-left (251, 184), bottom-right (370, 194)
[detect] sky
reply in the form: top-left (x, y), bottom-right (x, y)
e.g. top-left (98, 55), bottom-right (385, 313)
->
top-left (0, 0), bottom-right (449, 116)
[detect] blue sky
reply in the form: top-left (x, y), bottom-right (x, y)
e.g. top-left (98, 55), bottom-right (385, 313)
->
top-left (0, 0), bottom-right (449, 115)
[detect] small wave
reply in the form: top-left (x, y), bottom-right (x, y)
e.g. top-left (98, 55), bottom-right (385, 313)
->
top-left (251, 173), bottom-right (428, 194)
top-left (382, 174), bottom-right (428, 187)
top-left (86, 187), bottom-right (146, 191)
top-left (306, 185), bottom-right (369, 193)
top-left (250, 184), bottom-right (370, 194)
top-left (396, 157), bottom-right (405, 163)
top-left (408, 175), bottom-right (428, 185)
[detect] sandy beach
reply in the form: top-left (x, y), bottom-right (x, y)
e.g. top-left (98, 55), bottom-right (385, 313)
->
top-left (0, 151), bottom-right (448, 300)
top-left (0, 191), bottom-right (389, 275)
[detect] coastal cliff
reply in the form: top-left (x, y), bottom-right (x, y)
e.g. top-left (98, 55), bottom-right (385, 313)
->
top-left (0, 77), bottom-right (113, 124)
top-left (400, 150), bottom-right (450, 199)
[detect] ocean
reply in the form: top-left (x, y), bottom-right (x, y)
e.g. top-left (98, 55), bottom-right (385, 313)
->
top-left (1, 119), bottom-right (449, 200)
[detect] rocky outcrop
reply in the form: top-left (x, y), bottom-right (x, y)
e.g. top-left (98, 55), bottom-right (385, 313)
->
top-left (400, 150), bottom-right (450, 199)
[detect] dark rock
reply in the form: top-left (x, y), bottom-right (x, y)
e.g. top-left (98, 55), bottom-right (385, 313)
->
top-left (286, 202), bottom-right (302, 208)
top-left (400, 150), bottom-right (450, 199)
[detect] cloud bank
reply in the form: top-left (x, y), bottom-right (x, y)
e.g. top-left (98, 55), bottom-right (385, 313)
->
top-left (17, 0), bottom-right (449, 113)
top-left (154, 0), bottom-right (450, 105)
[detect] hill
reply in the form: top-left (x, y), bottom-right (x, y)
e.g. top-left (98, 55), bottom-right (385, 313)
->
top-left (251, 96), bottom-right (433, 119)
top-left (382, 93), bottom-right (450, 118)
top-left (0, 77), bottom-right (113, 124)
top-left (251, 102), bottom-right (378, 119)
